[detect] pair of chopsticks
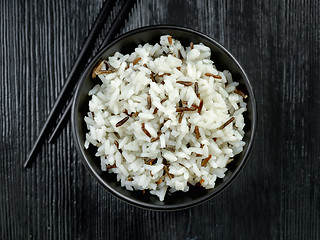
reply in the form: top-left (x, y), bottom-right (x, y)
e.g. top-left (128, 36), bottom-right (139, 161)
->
top-left (24, 0), bottom-right (136, 168)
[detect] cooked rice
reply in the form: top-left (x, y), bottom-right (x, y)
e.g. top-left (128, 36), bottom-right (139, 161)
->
top-left (84, 35), bottom-right (247, 201)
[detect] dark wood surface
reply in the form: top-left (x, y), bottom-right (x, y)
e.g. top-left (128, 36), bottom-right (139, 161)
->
top-left (1, 0), bottom-right (319, 239)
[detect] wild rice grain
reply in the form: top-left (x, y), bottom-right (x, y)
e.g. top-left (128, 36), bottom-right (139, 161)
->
top-left (201, 154), bottom-right (212, 166)
top-left (159, 119), bottom-right (169, 129)
top-left (198, 100), bottom-right (203, 114)
top-left (179, 50), bottom-right (183, 60)
top-left (194, 126), bottom-right (200, 139)
top-left (116, 116), bottom-right (129, 127)
top-left (191, 103), bottom-right (199, 109)
top-left (123, 109), bottom-right (132, 117)
top-left (114, 140), bottom-right (119, 149)
top-left (147, 95), bottom-right (151, 110)
top-left (218, 117), bottom-right (235, 130)
top-left (156, 178), bottom-right (163, 185)
top-left (92, 61), bottom-right (104, 78)
top-left (141, 123), bottom-right (151, 137)
top-left (96, 70), bottom-right (113, 75)
top-left (164, 166), bottom-right (173, 179)
top-left (106, 164), bottom-right (117, 169)
top-left (114, 140), bottom-right (122, 153)
top-left (234, 89), bottom-right (248, 99)
top-left (151, 132), bottom-right (161, 142)
top-left (150, 136), bottom-right (159, 142)
top-left (160, 98), bottom-right (167, 104)
top-left (158, 73), bottom-right (171, 77)
top-left (150, 73), bottom-right (157, 83)
top-left (176, 81), bottom-right (193, 86)
top-left (153, 107), bottom-right (158, 114)
top-left (176, 107), bottom-right (197, 112)
top-left (114, 132), bottom-right (120, 139)
top-left (179, 163), bottom-right (186, 168)
top-left (194, 82), bottom-right (199, 97)
top-left (146, 158), bottom-right (157, 165)
top-left (226, 158), bottom-right (234, 165)
top-left (104, 60), bottom-right (116, 72)
top-left (132, 57), bottom-right (141, 65)
top-left (205, 73), bottom-right (222, 79)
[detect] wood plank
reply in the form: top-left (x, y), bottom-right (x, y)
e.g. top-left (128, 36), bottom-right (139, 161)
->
top-left (0, 0), bottom-right (319, 239)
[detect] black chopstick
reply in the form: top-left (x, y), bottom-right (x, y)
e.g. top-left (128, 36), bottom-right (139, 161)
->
top-left (47, 98), bottom-right (73, 144)
top-left (100, 0), bottom-right (136, 48)
top-left (24, 0), bottom-right (136, 168)
top-left (48, 0), bottom-right (137, 144)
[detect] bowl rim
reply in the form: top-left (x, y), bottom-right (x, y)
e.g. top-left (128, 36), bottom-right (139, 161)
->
top-left (72, 24), bottom-right (257, 211)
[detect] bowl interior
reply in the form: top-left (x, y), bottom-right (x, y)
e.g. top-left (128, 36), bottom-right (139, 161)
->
top-left (72, 26), bottom-right (256, 210)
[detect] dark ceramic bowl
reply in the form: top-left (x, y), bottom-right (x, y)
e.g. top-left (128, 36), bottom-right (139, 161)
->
top-left (72, 25), bottom-right (257, 210)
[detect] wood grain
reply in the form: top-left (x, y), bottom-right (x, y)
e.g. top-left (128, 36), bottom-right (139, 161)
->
top-left (0, 0), bottom-right (319, 239)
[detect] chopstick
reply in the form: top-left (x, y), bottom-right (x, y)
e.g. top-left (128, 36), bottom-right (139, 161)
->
top-left (24, 0), bottom-right (136, 168)
top-left (47, 98), bottom-right (73, 143)
top-left (99, 0), bottom-right (136, 48)
top-left (48, 0), bottom-right (137, 143)
top-left (48, 0), bottom-right (137, 144)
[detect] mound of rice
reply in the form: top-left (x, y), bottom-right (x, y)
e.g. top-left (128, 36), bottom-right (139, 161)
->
top-left (84, 35), bottom-right (247, 201)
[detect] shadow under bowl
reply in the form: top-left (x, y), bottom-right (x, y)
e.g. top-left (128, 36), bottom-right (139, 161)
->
top-left (72, 25), bottom-right (257, 210)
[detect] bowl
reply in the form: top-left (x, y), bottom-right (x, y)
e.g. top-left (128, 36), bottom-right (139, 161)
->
top-left (72, 25), bottom-right (257, 210)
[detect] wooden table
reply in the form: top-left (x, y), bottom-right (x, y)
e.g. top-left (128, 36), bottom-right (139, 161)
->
top-left (1, 0), bottom-right (319, 239)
